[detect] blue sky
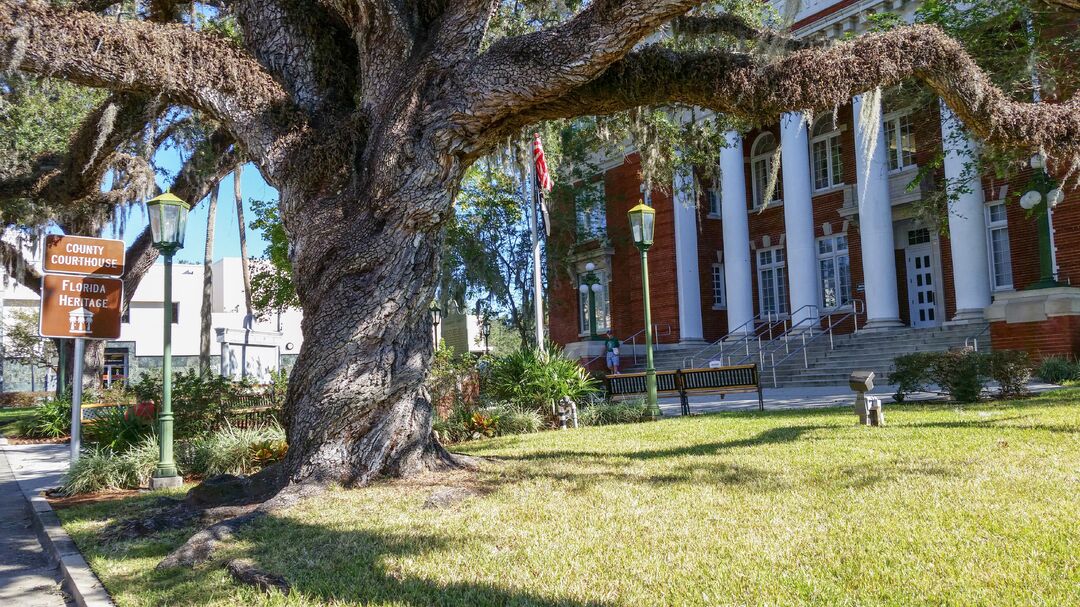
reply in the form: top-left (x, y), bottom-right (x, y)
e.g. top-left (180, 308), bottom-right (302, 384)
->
top-left (112, 146), bottom-right (279, 265)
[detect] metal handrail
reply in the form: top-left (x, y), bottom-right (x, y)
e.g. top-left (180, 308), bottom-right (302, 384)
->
top-left (762, 300), bottom-right (865, 388)
top-left (964, 322), bottom-right (991, 352)
top-left (682, 310), bottom-right (779, 368)
top-left (714, 304), bottom-right (821, 367)
top-left (581, 323), bottom-right (672, 369)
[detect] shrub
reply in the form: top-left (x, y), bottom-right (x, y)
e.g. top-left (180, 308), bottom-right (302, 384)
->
top-left (578, 398), bottom-right (659, 426)
top-left (889, 353), bottom-right (935, 402)
top-left (61, 436), bottom-right (160, 495)
top-left (929, 350), bottom-right (987, 403)
top-left (1035, 356), bottom-right (1077, 384)
top-left (987, 350), bottom-right (1032, 398)
top-left (0, 391), bottom-right (45, 408)
top-left (132, 371), bottom-right (282, 440)
top-left (491, 403), bottom-right (544, 435)
top-left (486, 346), bottom-right (599, 417)
top-left (85, 405), bottom-right (154, 451)
top-left (186, 424), bottom-right (287, 477)
top-left (17, 398), bottom-right (71, 438)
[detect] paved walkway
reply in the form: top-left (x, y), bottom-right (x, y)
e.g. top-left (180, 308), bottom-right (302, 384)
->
top-left (0, 443), bottom-right (70, 606)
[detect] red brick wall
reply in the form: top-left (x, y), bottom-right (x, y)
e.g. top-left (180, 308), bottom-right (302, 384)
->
top-left (991, 316), bottom-right (1080, 360)
top-left (605, 154), bottom-right (682, 344)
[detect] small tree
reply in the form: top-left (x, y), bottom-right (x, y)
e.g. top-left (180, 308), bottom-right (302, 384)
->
top-left (5, 309), bottom-right (58, 378)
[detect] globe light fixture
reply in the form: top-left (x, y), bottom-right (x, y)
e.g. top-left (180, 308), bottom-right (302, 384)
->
top-left (1030, 153), bottom-right (1045, 170)
top-left (1047, 188), bottom-right (1065, 209)
top-left (429, 301), bottom-right (442, 349)
top-left (580, 264), bottom-right (603, 340)
top-left (1019, 190), bottom-right (1042, 210)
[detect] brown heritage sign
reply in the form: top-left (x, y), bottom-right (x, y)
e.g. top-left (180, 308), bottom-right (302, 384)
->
top-left (39, 274), bottom-right (123, 340)
top-left (43, 234), bottom-right (125, 277)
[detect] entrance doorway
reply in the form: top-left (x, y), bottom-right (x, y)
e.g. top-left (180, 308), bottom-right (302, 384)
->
top-left (103, 348), bottom-right (129, 388)
top-left (905, 234), bottom-right (940, 328)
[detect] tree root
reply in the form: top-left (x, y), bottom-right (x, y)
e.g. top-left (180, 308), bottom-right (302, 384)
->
top-left (157, 480), bottom-right (326, 570)
top-left (227, 558), bottom-right (291, 594)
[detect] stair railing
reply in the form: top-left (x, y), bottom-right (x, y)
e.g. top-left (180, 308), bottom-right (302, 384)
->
top-left (682, 311), bottom-right (780, 368)
top-left (760, 300), bottom-right (865, 388)
top-left (581, 323), bottom-right (672, 369)
top-left (964, 322), bottom-right (991, 352)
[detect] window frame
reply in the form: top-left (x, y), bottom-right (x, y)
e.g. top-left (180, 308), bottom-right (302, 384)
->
top-left (756, 245), bottom-right (788, 318)
top-left (810, 116), bottom-right (844, 191)
top-left (883, 109), bottom-right (917, 173)
top-left (574, 180), bottom-right (607, 241)
top-left (816, 234), bottom-right (853, 310)
top-left (577, 268), bottom-right (611, 336)
top-left (750, 133), bottom-right (783, 209)
top-left (711, 263), bottom-right (726, 309)
top-left (985, 201), bottom-right (1014, 292)
top-left (706, 188), bottom-right (722, 218)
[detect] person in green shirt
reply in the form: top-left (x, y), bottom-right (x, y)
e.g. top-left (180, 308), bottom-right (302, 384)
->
top-left (604, 330), bottom-right (621, 374)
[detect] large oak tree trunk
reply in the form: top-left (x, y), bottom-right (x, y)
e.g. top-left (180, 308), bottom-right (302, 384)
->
top-left (278, 139), bottom-right (466, 485)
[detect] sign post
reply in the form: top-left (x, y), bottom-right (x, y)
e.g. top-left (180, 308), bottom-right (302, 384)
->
top-left (39, 235), bottom-right (125, 465)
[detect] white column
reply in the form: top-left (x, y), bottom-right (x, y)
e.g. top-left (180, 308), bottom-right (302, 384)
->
top-left (940, 101), bottom-right (992, 322)
top-left (853, 91), bottom-right (903, 329)
top-left (720, 131), bottom-right (754, 335)
top-left (673, 165), bottom-right (704, 343)
top-left (780, 112), bottom-right (821, 328)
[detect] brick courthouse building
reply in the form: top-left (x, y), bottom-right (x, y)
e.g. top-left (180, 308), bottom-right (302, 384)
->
top-left (548, 0), bottom-right (1080, 370)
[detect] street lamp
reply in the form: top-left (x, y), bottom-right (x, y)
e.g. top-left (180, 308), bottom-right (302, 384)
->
top-left (1019, 153), bottom-right (1062, 289)
top-left (429, 301), bottom-right (442, 350)
top-left (627, 202), bottom-right (657, 409)
top-left (146, 192), bottom-right (189, 490)
top-left (481, 317), bottom-right (491, 355)
top-left (577, 262), bottom-right (604, 340)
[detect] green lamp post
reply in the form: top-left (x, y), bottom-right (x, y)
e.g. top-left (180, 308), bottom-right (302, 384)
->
top-left (147, 192), bottom-right (189, 490)
top-left (578, 262), bottom-right (603, 340)
top-left (628, 202), bottom-right (657, 409)
top-left (1018, 153), bottom-right (1064, 290)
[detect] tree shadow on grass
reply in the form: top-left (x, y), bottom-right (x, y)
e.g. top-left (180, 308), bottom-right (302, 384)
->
top-left (228, 519), bottom-right (613, 607)
top-left (493, 424), bottom-right (827, 464)
top-left (64, 497), bottom-right (612, 607)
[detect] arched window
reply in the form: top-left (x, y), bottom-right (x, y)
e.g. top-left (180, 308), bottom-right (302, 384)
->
top-left (750, 133), bottom-right (782, 208)
top-left (811, 116), bottom-right (843, 190)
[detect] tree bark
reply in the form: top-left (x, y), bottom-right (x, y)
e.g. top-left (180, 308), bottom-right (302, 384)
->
top-left (280, 145), bottom-right (467, 484)
top-left (200, 183), bottom-right (220, 374)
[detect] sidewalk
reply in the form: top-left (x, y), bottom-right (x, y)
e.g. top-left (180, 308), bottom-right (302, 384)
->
top-left (0, 442), bottom-right (70, 606)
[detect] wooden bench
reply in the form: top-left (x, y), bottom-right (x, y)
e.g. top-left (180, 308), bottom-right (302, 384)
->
top-left (80, 402), bottom-right (129, 424)
top-left (604, 364), bottom-right (764, 415)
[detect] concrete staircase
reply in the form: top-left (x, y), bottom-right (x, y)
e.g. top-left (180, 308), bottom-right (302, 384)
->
top-left (624, 323), bottom-right (990, 388)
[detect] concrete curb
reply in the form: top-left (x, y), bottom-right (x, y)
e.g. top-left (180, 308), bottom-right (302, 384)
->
top-left (0, 438), bottom-right (115, 607)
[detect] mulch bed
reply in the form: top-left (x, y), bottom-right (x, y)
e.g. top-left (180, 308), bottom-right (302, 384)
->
top-left (48, 489), bottom-right (142, 510)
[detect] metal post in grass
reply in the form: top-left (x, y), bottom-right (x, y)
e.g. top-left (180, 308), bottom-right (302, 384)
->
top-left (146, 192), bottom-right (190, 490)
top-left (628, 202), bottom-right (657, 409)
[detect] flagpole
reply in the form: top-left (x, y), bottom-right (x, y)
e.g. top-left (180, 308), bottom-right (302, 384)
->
top-left (525, 148), bottom-right (546, 352)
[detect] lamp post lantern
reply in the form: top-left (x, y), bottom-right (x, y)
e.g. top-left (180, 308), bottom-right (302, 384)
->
top-left (146, 192), bottom-right (189, 490)
top-left (429, 301), bottom-right (442, 350)
top-left (578, 262), bottom-right (603, 340)
top-left (1019, 154), bottom-right (1062, 290)
top-left (481, 317), bottom-right (491, 355)
top-left (627, 202), bottom-right (657, 409)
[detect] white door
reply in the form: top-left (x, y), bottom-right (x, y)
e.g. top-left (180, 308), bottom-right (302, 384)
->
top-left (906, 244), bottom-right (939, 328)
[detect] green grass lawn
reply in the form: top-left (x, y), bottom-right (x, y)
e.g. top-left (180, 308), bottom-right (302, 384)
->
top-left (0, 406), bottom-right (33, 437)
top-left (58, 390), bottom-right (1080, 606)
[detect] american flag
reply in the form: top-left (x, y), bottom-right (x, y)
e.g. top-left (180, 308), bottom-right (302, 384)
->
top-left (532, 133), bottom-right (553, 192)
